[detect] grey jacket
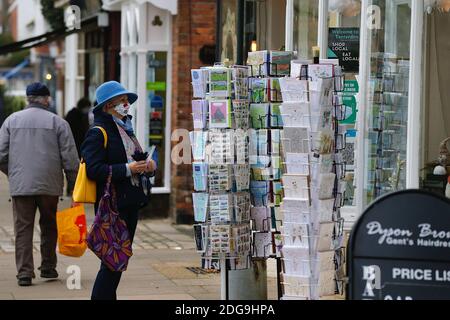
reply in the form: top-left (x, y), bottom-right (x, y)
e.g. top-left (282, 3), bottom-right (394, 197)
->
top-left (0, 104), bottom-right (79, 196)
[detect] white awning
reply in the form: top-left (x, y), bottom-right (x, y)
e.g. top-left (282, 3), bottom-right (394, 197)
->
top-left (103, 0), bottom-right (178, 15)
top-left (140, 0), bottom-right (178, 15)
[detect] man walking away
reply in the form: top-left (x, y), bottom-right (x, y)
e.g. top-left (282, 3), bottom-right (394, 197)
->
top-left (65, 97), bottom-right (91, 156)
top-left (0, 83), bottom-right (79, 287)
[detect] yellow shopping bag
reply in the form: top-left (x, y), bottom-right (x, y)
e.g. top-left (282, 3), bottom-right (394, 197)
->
top-left (72, 126), bottom-right (107, 204)
top-left (56, 205), bottom-right (87, 257)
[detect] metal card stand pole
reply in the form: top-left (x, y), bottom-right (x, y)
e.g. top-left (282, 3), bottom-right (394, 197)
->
top-left (220, 257), bottom-right (229, 300)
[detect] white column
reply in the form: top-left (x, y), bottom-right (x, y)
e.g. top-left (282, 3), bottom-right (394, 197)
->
top-left (136, 3), bottom-right (148, 150)
top-left (355, 0), bottom-right (371, 215)
top-left (64, 33), bottom-right (78, 115)
top-left (406, 0), bottom-right (424, 189)
top-left (285, 0), bottom-right (294, 51)
top-left (318, 0), bottom-right (329, 59)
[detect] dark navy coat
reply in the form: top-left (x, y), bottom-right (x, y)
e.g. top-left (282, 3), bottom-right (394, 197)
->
top-left (80, 109), bottom-right (149, 211)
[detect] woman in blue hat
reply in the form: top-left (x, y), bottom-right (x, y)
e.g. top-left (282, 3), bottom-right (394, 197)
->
top-left (80, 81), bottom-right (156, 300)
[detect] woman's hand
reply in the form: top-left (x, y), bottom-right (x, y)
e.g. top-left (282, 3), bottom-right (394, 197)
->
top-left (146, 159), bottom-right (157, 173)
top-left (129, 161), bottom-right (147, 174)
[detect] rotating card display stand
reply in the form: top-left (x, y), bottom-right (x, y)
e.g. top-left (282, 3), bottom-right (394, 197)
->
top-left (278, 61), bottom-right (347, 300)
top-left (191, 63), bottom-right (252, 300)
top-left (247, 50), bottom-right (294, 299)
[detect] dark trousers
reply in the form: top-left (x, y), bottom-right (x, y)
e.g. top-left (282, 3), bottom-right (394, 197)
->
top-left (91, 206), bottom-right (139, 300)
top-left (12, 196), bottom-right (59, 279)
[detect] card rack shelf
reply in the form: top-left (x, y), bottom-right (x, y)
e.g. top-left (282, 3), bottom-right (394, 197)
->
top-left (191, 64), bottom-right (253, 278)
top-left (366, 54), bottom-right (409, 203)
top-left (245, 51), bottom-right (295, 300)
top-left (278, 62), bottom-right (347, 300)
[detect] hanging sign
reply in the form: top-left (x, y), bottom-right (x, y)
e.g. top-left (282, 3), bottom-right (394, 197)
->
top-left (347, 190), bottom-right (450, 300)
top-left (328, 28), bottom-right (360, 73)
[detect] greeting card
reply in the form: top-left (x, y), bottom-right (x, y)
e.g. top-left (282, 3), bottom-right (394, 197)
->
top-left (209, 194), bottom-right (233, 224)
top-left (250, 103), bottom-right (270, 129)
top-left (269, 78), bottom-right (282, 102)
top-left (192, 193), bottom-right (209, 223)
top-left (247, 51), bottom-right (269, 76)
top-left (194, 224), bottom-right (206, 252)
top-left (232, 66), bottom-right (250, 99)
top-left (251, 207), bottom-right (271, 232)
top-left (210, 224), bottom-right (231, 253)
top-left (209, 67), bottom-right (231, 97)
top-left (281, 246), bottom-right (311, 276)
top-left (318, 173), bottom-right (336, 200)
top-left (208, 164), bottom-right (232, 192)
top-left (209, 130), bottom-right (234, 164)
top-left (250, 78), bottom-right (269, 103)
top-left (250, 180), bottom-right (270, 207)
top-left (281, 127), bottom-right (310, 154)
top-left (283, 223), bottom-right (310, 248)
top-left (191, 69), bottom-right (208, 98)
top-left (233, 164), bottom-right (250, 191)
top-left (290, 59), bottom-right (312, 78)
top-left (282, 274), bottom-right (312, 299)
top-left (209, 100), bottom-right (232, 129)
top-left (285, 153), bottom-right (310, 175)
top-left (192, 100), bottom-right (208, 130)
top-left (269, 51), bottom-right (294, 76)
top-left (272, 180), bottom-right (283, 205)
top-left (317, 222), bottom-right (335, 252)
top-left (253, 232), bottom-right (273, 258)
top-left (280, 102), bottom-right (311, 128)
top-left (271, 129), bottom-right (281, 155)
top-left (192, 162), bottom-right (208, 191)
top-left (270, 103), bottom-right (283, 128)
top-left (308, 64), bottom-right (334, 82)
top-left (279, 78), bottom-right (309, 103)
top-left (232, 100), bottom-right (250, 129)
top-left (189, 131), bottom-right (208, 161)
top-left (282, 174), bottom-right (310, 200)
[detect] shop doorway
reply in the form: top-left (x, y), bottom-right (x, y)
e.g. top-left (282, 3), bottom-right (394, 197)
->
top-left (421, 10), bottom-right (450, 193)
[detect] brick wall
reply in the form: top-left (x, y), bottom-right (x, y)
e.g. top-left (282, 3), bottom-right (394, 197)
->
top-left (171, 0), bottom-right (216, 224)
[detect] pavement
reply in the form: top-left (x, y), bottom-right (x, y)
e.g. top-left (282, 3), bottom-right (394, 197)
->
top-left (0, 174), bottom-right (279, 300)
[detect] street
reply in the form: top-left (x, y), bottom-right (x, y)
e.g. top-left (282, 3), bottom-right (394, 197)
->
top-left (0, 174), bottom-right (278, 300)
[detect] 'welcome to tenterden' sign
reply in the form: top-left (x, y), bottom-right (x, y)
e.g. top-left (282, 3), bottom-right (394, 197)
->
top-left (347, 190), bottom-right (450, 300)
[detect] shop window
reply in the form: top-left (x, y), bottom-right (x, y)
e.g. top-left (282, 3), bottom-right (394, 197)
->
top-left (362, 0), bottom-right (411, 206)
top-left (328, 2), bottom-right (361, 206)
top-left (293, 0), bottom-right (318, 59)
top-left (220, 0), bottom-right (238, 64)
top-left (146, 51), bottom-right (168, 188)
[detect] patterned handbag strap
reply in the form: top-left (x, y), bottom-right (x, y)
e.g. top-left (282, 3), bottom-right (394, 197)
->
top-left (105, 166), bottom-right (113, 195)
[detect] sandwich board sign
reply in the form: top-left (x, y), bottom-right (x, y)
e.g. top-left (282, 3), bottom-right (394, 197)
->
top-left (347, 190), bottom-right (450, 300)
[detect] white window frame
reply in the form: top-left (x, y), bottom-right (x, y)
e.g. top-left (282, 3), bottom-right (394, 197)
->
top-left (120, 1), bottom-right (173, 194)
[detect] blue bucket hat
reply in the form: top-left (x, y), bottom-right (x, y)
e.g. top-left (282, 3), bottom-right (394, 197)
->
top-left (94, 81), bottom-right (138, 112)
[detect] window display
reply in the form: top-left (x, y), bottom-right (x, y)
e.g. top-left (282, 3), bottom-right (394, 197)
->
top-left (362, 0), bottom-right (411, 206)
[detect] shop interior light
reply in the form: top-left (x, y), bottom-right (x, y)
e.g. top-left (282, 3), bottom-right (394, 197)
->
top-left (251, 40), bottom-right (258, 52)
top-left (45, 73), bottom-right (52, 80)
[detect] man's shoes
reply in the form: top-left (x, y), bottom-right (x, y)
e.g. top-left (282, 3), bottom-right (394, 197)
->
top-left (40, 269), bottom-right (58, 279)
top-left (18, 277), bottom-right (32, 287)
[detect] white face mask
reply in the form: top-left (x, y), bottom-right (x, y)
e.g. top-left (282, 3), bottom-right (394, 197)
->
top-left (114, 103), bottom-right (130, 117)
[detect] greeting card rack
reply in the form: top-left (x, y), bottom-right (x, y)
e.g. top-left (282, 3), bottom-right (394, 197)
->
top-left (247, 51), bottom-right (295, 300)
top-left (278, 62), bottom-right (347, 300)
top-left (191, 64), bottom-right (254, 300)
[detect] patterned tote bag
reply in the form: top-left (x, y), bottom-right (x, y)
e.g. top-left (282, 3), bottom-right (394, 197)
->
top-left (86, 166), bottom-right (133, 272)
